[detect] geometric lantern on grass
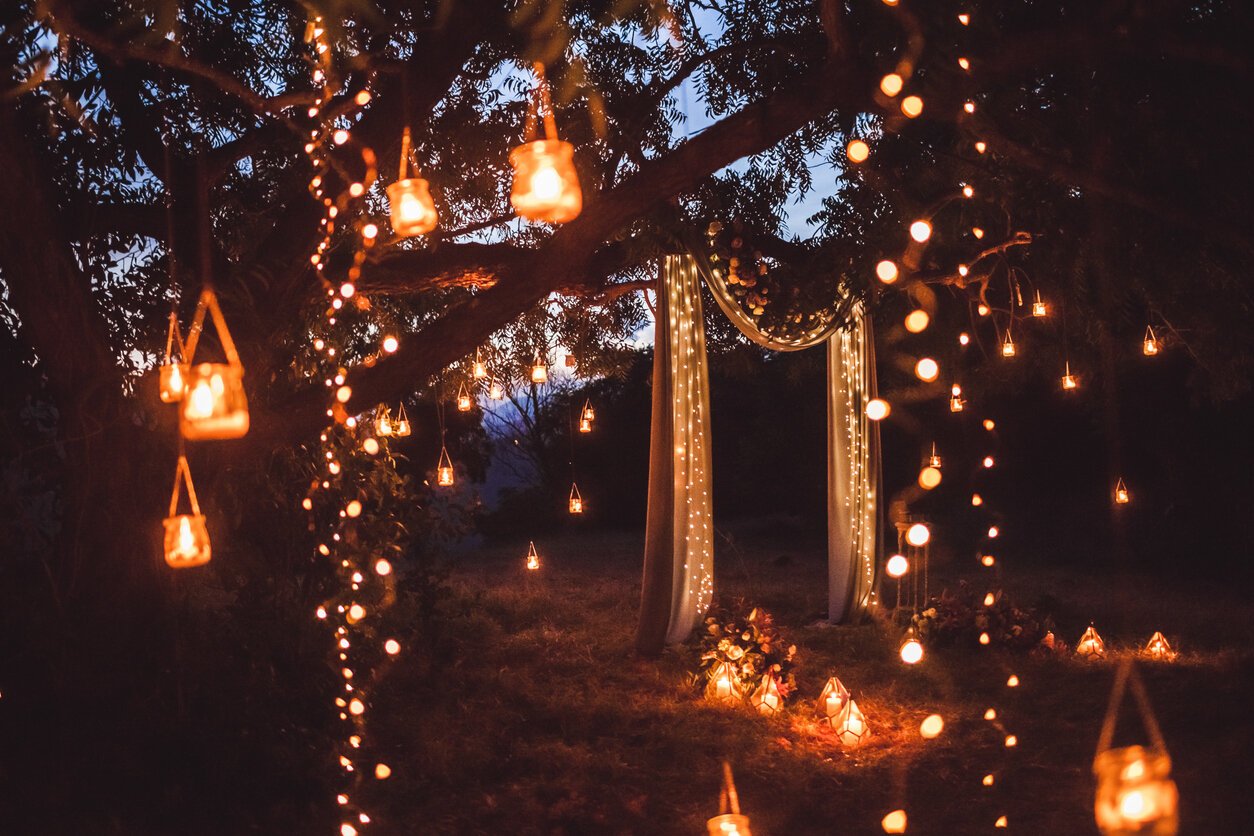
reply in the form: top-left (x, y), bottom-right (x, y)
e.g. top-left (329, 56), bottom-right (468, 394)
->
top-left (436, 445), bottom-right (454, 487)
top-left (180, 287), bottom-right (249, 440)
top-left (1142, 632), bottom-right (1177, 662)
top-left (819, 675), bottom-right (851, 728)
top-left (1094, 661), bottom-right (1179, 836)
top-left (159, 311), bottom-right (187, 403)
top-left (749, 674), bottom-right (783, 715)
top-left (163, 454), bottom-right (211, 568)
top-left (705, 660), bottom-right (743, 704)
top-left (1077, 624), bottom-right (1107, 658)
top-left (568, 482), bottom-right (583, 514)
top-left (387, 127), bottom-right (438, 237)
top-left (510, 63), bottom-right (581, 224)
top-left (833, 699), bottom-right (870, 747)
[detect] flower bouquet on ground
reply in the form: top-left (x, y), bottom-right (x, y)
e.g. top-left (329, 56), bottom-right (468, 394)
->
top-left (696, 599), bottom-right (797, 707)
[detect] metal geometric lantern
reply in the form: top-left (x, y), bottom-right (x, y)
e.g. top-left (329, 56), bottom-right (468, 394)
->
top-left (705, 660), bottom-right (743, 703)
top-left (833, 698), bottom-right (870, 747)
top-left (1143, 326), bottom-right (1159, 356)
top-left (510, 64), bottom-right (581, 224)
top-left (163, 455), bottom-right (211, 568)
top-left (749, 674), bottom-right (783, 715)
top-left (526, 541), bottom-right (540, 571)
top-left (568, 482), bottom-right (583, 514)
top-left (707, 762), bottom-right (752, 836)
top-left (159, 311), bottom-right (187, 403)
top-left (818, 675), bottom-right (851, 727)
top-left (387, 127), bottom-right (438, 237)
top-left (436, 445), bottom-right (454, 487)
top-left (1077, 624), bottom-right (1107, 658)
top-left (180, 288), bottom-right (249, 440)
top-left (1115, 478), bottom-right (1130, 504)
top-left (1143, 632), bottom-right (1177, 662)
top-left (1094, 661), bottom-right (1179, 836)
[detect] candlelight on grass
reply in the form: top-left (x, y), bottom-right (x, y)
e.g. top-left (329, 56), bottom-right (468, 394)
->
top-left (707, 762), bottom-right (752, 836)
top-left (1143, 632), bottom-right (1177, 662)
top-left (1077, 625), bottom-right (1107, 658)
top-left (749, 674), bottom-right (784, 715)
top-left (819, 675), bottom-right (851, 726)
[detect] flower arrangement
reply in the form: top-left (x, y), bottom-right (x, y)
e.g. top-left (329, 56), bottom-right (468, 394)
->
top-left (697, 600), bottom-right (797, 706)
top-left (905, 581), bottom-right (1053, 652)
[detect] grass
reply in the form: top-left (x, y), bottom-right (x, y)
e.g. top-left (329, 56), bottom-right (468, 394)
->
top-left (362, 526), bottom-right (1254, 835)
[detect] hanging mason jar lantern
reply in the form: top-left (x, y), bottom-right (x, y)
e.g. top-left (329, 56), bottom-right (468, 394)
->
top-left (532, 352), bottom-right (548, 384)
top-left (1142, 632), bottom-right (1176, 662)
top-left (1143, 325), bottom-right (1159, 356)
top-left (472, 350), bottom-right (488, 380)
top-left (488, 379), bottom-right (504, 400)
top-left (387, 126), bottom-right (438, 236)
top-left (1063, 361), bottom-right (1078, 390)
top-left (581, 399), bottom-right (595, 423)
top-left (375, 406), bottom-right (393, 437)
top-left (1001, 332), bottom-right (1016, 357)
top-left (1032, 290), bottom-right (1047, 317)
top-left (704, 660), bottom-right (743, 703)
top-left (749, 674), bottom-right (783, 715)
top-left (180, 287), bottom-right (249, 440)
top-left (1094, 661), bottom-right (1179, 836)
top-left (578, 417), bottom-right (592, 433)
top-left (510, 63), bottom-right (582, 223)
top-left (1077, 624), bottom-right (1107, 657)
top-left (163, 454), bottom-right (211, 568)
top-left (526, 541), bottom-right (540, 571)
top-left (950, 383), bottom-right (965, 412)
top-left (1115, 478), bottom-right (1130, 504)
top-left (436, 445), bottom-right (454, 487)
top-left (568, 482), bottom-right (583, 514)
top-left (159, 311), bottom-right (187, 403)
top-left (456, 382), bottom-right (472, 412)
top-left (707, 762), bottom-right (752, 836)
top-left (927, 442), bottom-right (942, 468)
top-left (394, 402), bottom-right (412, 437)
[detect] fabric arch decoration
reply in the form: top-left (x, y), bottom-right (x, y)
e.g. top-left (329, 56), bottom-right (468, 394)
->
top-left (636, 253), bottom-right (880, 655)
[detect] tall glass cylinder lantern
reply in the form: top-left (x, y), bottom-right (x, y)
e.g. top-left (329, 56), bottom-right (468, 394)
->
top-left (510, 64), bottom-right (582, 224)
top-left (388, 127), bottom-right (438, 236)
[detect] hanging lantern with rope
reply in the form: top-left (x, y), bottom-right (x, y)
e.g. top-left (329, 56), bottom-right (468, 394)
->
top-left (1093, 660), bottom-right (1179, 836)
top-left (568, 482), bottom-right (583, 514)
top-left (581, 399), bottom-right (595, 423)
top-left (531, 352), bottom-right (548, 384)
top-left (706, 762), bottom-right (752, 836)
top-left (1143, 325), bottom-right (1160, 356)
top-left (1063, 361), bottom-right (1078, 390)
top-left (456, 382), bottom-right (472, 412)
top-left (472, 349), bottom-right (488, 380)
top-left (387, 126), bottom-right (438, 236)
top-left (1032, 290), bottom-right (1047, 317)
top-left (394, 402), bottom-right (411, 437)
top-left (510, 63), bottom-right (582, 223)
top-left (488, 379), bottom-right (504, 400)
top-left (375, 405), bottom-right (393, 437)
top-left (436, 445), bottom-right (454, 487)
top-left (526, 541), bottom-right (540, 571)
top-left (180, 287), bottom-right (249, 440)
top-left (159, 311), bottom-right (187, 403)
top-left (163, 454), bottom-right (211, 568)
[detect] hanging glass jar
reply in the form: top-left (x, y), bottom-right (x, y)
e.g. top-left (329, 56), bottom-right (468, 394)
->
top-left (1143, 325), bottom-right (1159, 356)
top-left (159, 311), bottom-right (187, 403)
top-left (488, 379), bottom-right (504, 400)
top-left (456, 382), bottom-right (472, 412)
top-left (387, 126), bottom-right (438, 236)
top-left (436, 445), bottom-right (454, 487)
top-left (510, 63), bottom-right (582, 223)
top-left (394, 402), bottom-right (411, 437)
top-left (526, 541), bottom-right (540, 571)
top-left (581, 399), bottom-right (595, 423)
top-left (163, 454), bottom-right (211, 568)
top-left (568, 482), bottom-right (583, 514)
top-left (180, 287), bottom-right (249, 440)
top-left (531, 352), bottom-right (548, 384)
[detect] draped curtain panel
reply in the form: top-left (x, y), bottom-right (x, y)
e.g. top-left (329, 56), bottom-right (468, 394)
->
top-left (695, 254), bottom-right (881, 625)
top-left (826, 314), bottom-right (880, 622)
top-left (636, 255), bottom-right (715, 655)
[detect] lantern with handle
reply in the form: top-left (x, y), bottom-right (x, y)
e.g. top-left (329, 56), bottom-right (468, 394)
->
top-left (159, 311), bottom-right (187, 403)
top-left (180, 287), bottom-right (249, 440)
top-left (568, 482), bottom-right (583, 514)
top-left (163, 454), bottom-right (211, 568)
top-left (510, 63), bottom-right (582, 223)
top-left (526, 541), bottom-right (540, 571)
top-left (1094, 660), bottom-right (1179, 836)
top-left (387, 126), bottom-right (438, 236)
top-left (1143, 325), bottom-right (1160, 356)
top-left (394, 402), bottom-right (412, 437)
top-left (531, 352), bottom-right (548, 384)
top-left (707, 762), bottom-right (752, 836)
top-left (456, 382), bottom-right (472, 412)
top-left (436, 445), bottom-right (454, 487)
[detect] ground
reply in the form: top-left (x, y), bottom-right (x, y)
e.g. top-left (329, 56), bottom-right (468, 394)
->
top-left (367, 524), bottom-right (1254, 835)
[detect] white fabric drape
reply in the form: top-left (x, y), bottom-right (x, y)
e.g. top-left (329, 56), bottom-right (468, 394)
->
top-left (827, 312), bottom-right (879, 621)
top-left (640, 255), bottom-right (715, 646)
